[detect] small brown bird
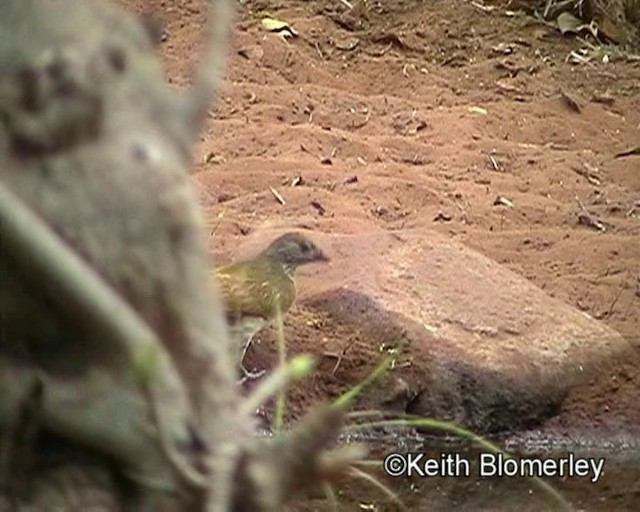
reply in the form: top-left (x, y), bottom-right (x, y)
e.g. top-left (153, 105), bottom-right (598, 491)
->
top-left (214, 232), bottom-right (329, 380)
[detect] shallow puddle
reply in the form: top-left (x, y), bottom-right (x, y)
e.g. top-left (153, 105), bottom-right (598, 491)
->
top-left (306, 430), bottom-right (640, 511)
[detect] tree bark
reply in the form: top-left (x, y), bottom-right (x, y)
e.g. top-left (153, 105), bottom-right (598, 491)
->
top-left (0, 1), bottom-right (359, 509)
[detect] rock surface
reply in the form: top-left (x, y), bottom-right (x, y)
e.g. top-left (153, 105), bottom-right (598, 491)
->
top-left (229, 228), bottom-right (631, 432)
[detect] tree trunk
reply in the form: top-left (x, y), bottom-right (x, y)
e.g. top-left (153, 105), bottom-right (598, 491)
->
top-left (0, 1), bottom-right (354, 510)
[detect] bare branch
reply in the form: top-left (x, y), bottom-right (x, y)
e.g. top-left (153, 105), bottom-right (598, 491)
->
top-left (0, 182), bottom-right (202, 491)
top-left (182, 0), bottom-right (235, 135)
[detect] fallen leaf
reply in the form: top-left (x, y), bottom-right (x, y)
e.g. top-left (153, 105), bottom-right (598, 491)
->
top-left (614, 145), bottom-right (640, 158)
top-left (261, 16), bottom-right (299, 38)
top-left (468, 106), bottom-right (488, 115)
top-left (493, 196), bottom-right (514, 208)
top-left (556, 12), bottom-right (598, 38)
top-left (557, 12), bottom-right (583, 34)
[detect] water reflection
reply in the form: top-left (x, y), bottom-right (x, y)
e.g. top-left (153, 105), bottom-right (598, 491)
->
top-left (312, 431), bottom-right (640, 511)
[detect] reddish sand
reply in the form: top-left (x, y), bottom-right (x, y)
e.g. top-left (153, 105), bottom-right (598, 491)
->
top-left (123, 0), bottom-right (639, 507)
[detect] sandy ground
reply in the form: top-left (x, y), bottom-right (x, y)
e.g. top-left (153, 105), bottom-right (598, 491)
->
top-left (123, 0), bottom-right (640, 508)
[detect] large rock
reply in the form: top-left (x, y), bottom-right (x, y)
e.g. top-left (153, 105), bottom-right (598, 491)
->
top-left (223, 228), bottom-right (631, 433)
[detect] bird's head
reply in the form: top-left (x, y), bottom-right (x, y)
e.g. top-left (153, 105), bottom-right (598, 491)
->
top-left (263, 232), bottom-right (329, 271)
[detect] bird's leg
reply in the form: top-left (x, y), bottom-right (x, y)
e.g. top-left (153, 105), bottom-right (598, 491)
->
top-left (240, 336), bottom-right (254, 365)
top-left (239, 366), bottom-right (266, 385)
top-left (239, 365), bottom-right (266, 384)
top-left (239, 336), bottom-right (266, 383)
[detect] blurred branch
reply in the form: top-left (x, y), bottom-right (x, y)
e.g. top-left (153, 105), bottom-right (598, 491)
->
top-left (0, 181), bottom-right (203, 492)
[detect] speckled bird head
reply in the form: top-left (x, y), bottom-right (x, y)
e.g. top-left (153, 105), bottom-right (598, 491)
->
top-left (263, 232), bottom-right (328, 270)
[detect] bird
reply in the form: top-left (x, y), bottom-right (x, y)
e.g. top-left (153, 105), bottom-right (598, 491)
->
top-left (213, 232), bottom-right (329, 381)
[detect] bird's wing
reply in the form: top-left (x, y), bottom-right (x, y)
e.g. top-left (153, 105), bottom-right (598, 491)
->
top-left (213, 259), bottom-right (295, 321)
